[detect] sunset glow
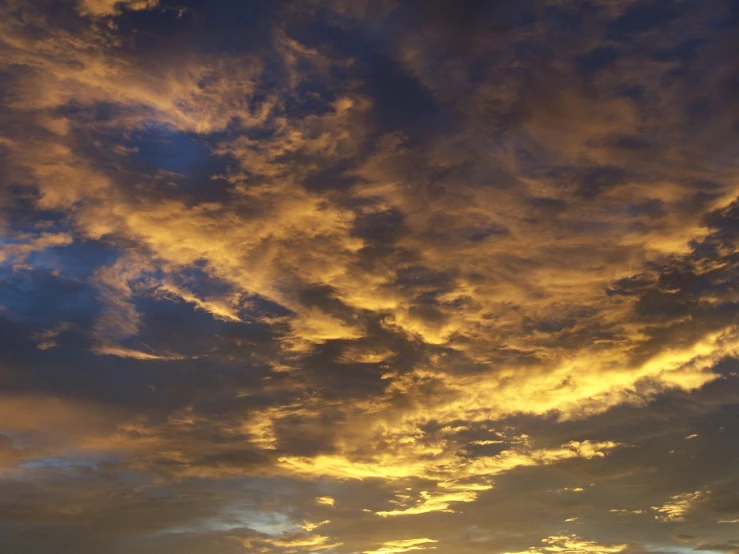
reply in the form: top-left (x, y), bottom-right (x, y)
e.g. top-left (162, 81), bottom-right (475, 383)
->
top-left (1, 1), bottom-right (738, 553)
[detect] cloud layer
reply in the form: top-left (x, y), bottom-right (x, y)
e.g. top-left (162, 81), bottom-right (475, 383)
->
top-left (1, 1), bottom-right (739, 553)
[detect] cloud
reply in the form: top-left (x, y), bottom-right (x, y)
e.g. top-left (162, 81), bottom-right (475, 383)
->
top-left (90, 343), bottom-right (189, 360)
top-left (363, 538), bottom-right (438, 554)
top-left (694, 544), bottom-right (739, 553)
top-left (375, 489), bottom-right (479, 517)
top-left (155, 283), bottom-right (243, 323)
top-left (76, 0), bottom-right (159, 17)
top-left (238, 532), bottom-right (342, 554)
top-left (1, 1), bottom-right (739, 553)
top-left (279, 439), bottom-right (619, 515)
top-left (503, 535), bottom-right (627, 554)
top-left (652, 491), bottom-right (706, 522)
top-left (31, 322), bottom-right (73, 350)
top-left (0, 232), bottom-right (74, 267)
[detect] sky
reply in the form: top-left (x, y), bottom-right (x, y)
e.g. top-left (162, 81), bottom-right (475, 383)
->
top-left (1, 0), bottom-right (739, 553)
